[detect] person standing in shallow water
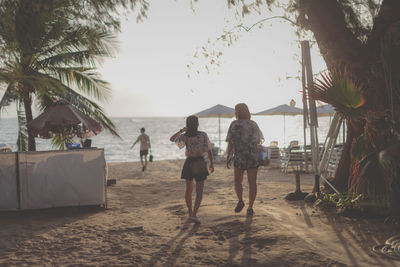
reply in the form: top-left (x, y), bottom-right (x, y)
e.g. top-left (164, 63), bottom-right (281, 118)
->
top-left (131, 128), bottom-right (151, 172)
top-left (170, 115), bottom-right (214, 224)
top-left (226, 103), bottom-right (264, 216)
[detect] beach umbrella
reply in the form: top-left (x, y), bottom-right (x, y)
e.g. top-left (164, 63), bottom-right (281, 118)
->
top-left (29, 100), bottom-right (103, 146)
top-left (254, 104), bottom-right (303, 145)
top-left (195, 104), bottom-right (235, 149)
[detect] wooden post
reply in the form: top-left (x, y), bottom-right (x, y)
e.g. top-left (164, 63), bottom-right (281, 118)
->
top-left (295, 171), bottom-right (301, 193)
top-left (285, 170), bottom-right (308, 200)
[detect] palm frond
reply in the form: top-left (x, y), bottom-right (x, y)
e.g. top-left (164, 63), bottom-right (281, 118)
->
top-left (0, 82), bottom-right (18, 113)
top-left (50, 133), bottom-right (73, 151)
top-left (310, 68), bottom-right (366, 119)
top-left (45, 67), bottom-right (111, 102)
top-left (35, 50), bottom-right (97, 69)
top-left (38, 27), bottom-right (116, 59)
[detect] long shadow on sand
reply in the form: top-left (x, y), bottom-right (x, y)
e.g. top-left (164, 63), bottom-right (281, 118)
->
top-left (222, 216), bottom-right (255, 266)
top-left (147, 221), bottom-right (199, 267)
top-left (283, 200), bottom-right (398, 267)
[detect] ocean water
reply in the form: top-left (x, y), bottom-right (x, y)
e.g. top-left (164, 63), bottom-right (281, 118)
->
top-left (0, 116), bottom-right (339, 162)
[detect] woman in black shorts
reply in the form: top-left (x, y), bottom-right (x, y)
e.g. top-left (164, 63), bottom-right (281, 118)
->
top-left (170, 115), bottom-right (214, 224)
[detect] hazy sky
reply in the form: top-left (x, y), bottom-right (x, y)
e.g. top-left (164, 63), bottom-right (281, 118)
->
top-left (0, 0), bottom-right (327, 118)
top-left (98, 0), bottom-right (327, 117)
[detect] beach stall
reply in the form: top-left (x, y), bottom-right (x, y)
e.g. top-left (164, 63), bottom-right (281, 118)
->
top-left (0, 100), bottom-right (107, 211)
top-left (0, 149), bottom-right (107, 211)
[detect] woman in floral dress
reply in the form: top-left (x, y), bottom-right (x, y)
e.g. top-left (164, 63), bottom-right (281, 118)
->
top-left (226, 103), bottom-right (264, 215)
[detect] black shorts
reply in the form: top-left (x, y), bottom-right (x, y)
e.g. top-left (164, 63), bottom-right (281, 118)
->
top-left (140, 149), bottom-right (149, 156)
top-left (181, 157), bottom-right (209, 182)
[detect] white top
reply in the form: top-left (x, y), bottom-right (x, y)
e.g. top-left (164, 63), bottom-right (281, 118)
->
top-left (174, 131), bottom-right (212, 157)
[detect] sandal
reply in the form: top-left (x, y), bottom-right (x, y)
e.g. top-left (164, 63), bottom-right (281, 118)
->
top-left (234, 200), bottom-right (245, 213)
top-left (247, 208), bottom-right (254, 216)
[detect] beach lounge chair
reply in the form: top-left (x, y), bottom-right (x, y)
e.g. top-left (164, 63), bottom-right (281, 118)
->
top-left (280, 141), bottom-right (312, 173)
top-left (267, 141), bottom-right (281, 168)
top-left (320, 144), bottom-right (343, 179)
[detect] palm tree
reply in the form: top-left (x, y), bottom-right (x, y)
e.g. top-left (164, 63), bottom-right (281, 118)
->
top-left (0, 0), bottom-right (119, 151)
top-left (311, 68), bottom-right (400, 213)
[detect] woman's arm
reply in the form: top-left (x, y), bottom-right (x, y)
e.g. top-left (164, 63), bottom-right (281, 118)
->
top-left (226, 143), bottom-right (233, 169)
top-left (170, 127), bottom-right (186, 142)
top-left (207, 149), bottom-right (214, 173)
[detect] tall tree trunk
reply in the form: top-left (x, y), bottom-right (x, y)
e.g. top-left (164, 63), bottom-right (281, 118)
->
top-left (22, 90), bottom-right (36, 151)
top-left (332, 119), bottom-right (363, 190)
top-left (298, 0), bottom-right (400, 193)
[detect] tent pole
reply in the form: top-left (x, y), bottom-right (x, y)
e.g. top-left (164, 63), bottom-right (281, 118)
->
top-left (15, 152), bottom-right (21, 210)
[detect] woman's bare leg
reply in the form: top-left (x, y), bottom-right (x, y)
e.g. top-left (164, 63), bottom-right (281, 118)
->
top-left (234, 167), bottom-right (245, 201)
top-left (247, 167), bottom-right (258, 209)
top-left (185, 180), bottom-right (194, 216)
top-left (192, 180), bottom-right (204, 217)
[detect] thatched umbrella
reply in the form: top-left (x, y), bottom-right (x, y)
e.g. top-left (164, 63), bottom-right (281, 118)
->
top-left (28, 100), bottom-right (103, 147)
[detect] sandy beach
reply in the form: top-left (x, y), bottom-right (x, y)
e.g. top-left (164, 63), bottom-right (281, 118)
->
top-left (0, 160), bottom-right (398, 266)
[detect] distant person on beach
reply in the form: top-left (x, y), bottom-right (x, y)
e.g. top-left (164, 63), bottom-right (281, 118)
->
top-left (131, 128), bottom-right (151, 172)
top-left (226, 103), bottom-right (264, 216)
top-left (170, 115), bottom-right (214, 224)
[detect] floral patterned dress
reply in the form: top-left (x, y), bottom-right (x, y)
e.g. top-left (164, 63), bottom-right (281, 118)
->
top-left (226, 119), bottom-right (264, 170)
top-left (174, 131), bottom-right (212, 158)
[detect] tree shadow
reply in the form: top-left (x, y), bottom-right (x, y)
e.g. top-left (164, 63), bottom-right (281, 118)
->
top-left (0, 205), bottom-right (104, 255)
top-left (324, 212), bottom-right (398, 267)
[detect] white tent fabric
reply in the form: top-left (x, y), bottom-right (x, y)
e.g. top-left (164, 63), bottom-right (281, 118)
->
top-left (0, 149), bottom-right (106, 211)
top-left (19, 149), bottom-right (106, 210)
top-left (0, 153), bottom-right (18, 211)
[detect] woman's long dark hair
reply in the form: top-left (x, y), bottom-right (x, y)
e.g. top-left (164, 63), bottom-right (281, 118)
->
top-left (185, 115), bottom-right (199, 137)
top-left (235, 103), bottom-right (251, 120)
